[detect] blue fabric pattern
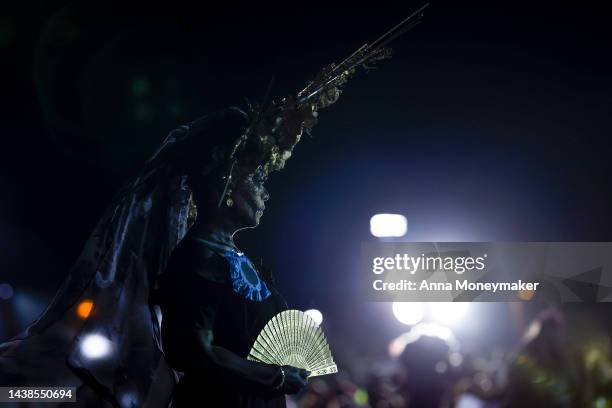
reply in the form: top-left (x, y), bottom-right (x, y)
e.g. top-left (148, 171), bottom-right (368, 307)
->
top-left (195, 238), bottom-right (271, 302)
top-left (223, 250), bottom-right (272, 302)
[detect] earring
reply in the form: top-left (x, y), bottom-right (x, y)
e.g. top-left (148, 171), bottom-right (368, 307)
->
top-left (225, 189), bottom-right (234, 207)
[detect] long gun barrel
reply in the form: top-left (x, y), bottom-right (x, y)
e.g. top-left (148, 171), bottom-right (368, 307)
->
top-left (296, 3), bottom-right (430, 106)
top-left (228, 3), bottom-right (430, 179)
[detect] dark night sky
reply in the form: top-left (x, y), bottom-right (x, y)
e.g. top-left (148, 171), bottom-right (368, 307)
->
top-left (1, 1), bottom-right (611, 343)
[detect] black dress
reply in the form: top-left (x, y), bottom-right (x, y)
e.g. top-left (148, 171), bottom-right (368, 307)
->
top-left (158, 236), bottom-right (288, 407)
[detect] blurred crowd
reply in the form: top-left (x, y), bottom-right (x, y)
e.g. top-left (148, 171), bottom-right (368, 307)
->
top-left (288, 309), bottom-right (612, 408)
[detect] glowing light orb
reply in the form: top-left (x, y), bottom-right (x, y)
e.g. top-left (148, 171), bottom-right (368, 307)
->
top-left (305, 309), bottom-right (323, 326)
top-left (449, 351), bottom-right (464, 367)
top-left (76, 299), bottom-right (94, 319)
top-left (392, 302), bottom-right (425, 326)
top-left (80, 334), bottom-right (112, 360)
top-left (353, 388), bottom-right (369, 405)
top-left (370, 214), bottom-right (407, 237)
top-left (456, 394), bottom-right (484, 408)
top-left (388, 322), bottom-right (459, 358)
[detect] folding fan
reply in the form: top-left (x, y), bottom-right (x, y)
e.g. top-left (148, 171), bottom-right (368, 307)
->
top-left (247, 309), bottom-right (338, 377)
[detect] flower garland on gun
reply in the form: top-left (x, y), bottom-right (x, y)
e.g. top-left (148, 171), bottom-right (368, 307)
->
top-left (218, 3), bottom-right (430, 197)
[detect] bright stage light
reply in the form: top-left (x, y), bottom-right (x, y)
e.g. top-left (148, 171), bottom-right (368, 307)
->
top-left (80, 334), bottom-right (112, 360)
top-left (456, 394), bottom-right (484, 408)
top-left (392, 302), bottom-right (424, 326)
top-left (428, 302), bottom-right (469, 325)
top-left (388, 322), bottom-right (459, 358)
top-left (370, 214), bottom-right (407, 237)
top-left (305, 309), bottom-right (323, 326)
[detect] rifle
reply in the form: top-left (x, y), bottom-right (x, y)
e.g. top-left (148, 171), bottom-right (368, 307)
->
top-left (224, 3), bottom-right (430, 194)
top-left (295, 2), bottom-right (430, 111)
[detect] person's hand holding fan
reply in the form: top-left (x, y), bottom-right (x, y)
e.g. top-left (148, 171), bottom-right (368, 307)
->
top-left (247, 310), bottom-right (338, 378)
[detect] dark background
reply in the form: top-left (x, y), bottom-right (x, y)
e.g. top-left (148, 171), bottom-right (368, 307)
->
top-left (1, 1), bottom-right (611, 359)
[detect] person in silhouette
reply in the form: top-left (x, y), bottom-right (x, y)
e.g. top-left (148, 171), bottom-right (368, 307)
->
top-left (157, 105), bottom-right (312, 407)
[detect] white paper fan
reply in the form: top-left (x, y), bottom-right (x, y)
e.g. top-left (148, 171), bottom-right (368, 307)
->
top-left (247, 309), bottom-right (338, 377)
